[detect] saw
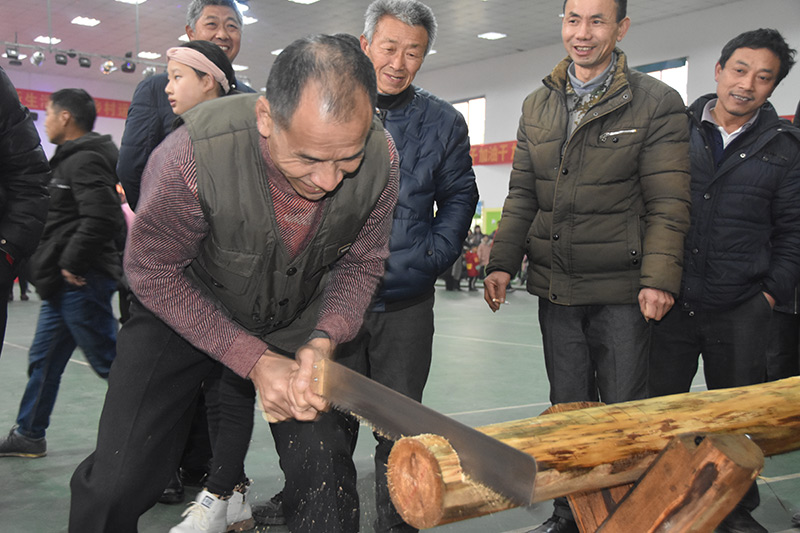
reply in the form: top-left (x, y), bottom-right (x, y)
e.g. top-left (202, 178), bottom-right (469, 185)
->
top-left (311, 358), bottom-right (537, 505)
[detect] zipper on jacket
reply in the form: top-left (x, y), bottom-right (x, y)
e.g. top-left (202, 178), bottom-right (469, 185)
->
top-left (599, 129), bottom-right (637, 142)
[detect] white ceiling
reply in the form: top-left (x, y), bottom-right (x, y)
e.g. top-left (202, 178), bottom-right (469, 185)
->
top-left (0, 0), bottom-right (734, 92)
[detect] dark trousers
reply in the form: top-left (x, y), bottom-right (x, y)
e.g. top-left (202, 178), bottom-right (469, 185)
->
top-left (204, 366), bottom-right (255, 495)
top-left (270, 411), bottom-right (360, 533)
top-left (69, 299), bottom-right (250, 532)
top-left (538, 299), bottom-right (650, 520)
top-left (649, 292), bottom-right (772, 513)
top-left (538, 298), bottom-right (649, 405)
top-left (334, 295), bottom-right (436, 533)
top-left (766, 310), bottom-right (800, 381)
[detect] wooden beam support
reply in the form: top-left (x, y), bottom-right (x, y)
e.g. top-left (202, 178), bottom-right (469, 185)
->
top-left (591, 433), bottom-right (763, 533)
top-left (387, 377), bottom-right (800, 529)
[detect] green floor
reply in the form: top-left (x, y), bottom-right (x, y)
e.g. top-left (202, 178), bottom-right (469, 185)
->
top-left (1, 282), bottom-right (798, 532)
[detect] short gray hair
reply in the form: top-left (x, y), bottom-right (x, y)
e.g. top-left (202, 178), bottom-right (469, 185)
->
top-left (363, 0), bottom-right (437, 56)
top-left (186, 0), bottom-right (243, 30)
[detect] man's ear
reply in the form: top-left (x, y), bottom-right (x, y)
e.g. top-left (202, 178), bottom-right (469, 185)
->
top-left (185, 24), bottom-right (195, 41)
top-left (255, 96), bottom-right (274, 138)
top-left (714, 61), bottom-right (722, 83)
top-left (360, 34), bottom-right (370, 54)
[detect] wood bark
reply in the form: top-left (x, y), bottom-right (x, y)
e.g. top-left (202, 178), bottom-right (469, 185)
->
top-left (386, 377), bottom-right (800, 529)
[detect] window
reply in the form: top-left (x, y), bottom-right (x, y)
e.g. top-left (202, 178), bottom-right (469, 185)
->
top-left (635, 57), bottom-right (688, 105)
top-left (453, 96), bottom-right (486, 146)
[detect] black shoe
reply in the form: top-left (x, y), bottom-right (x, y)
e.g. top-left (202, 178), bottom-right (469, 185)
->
top-left (179, 467), bottom-right (207, 488)
top-left (526, 516), bottom-right (579, 533)
top-left (715, 507), bottom-right (767, 533)
top-left (252, 491), bottom-right (286, 526)
top-left (158, 470), bottom-right (185, 505)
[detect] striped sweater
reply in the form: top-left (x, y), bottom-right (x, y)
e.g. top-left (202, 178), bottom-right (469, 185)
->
top-left (125, 125), bottom-right (399, 377)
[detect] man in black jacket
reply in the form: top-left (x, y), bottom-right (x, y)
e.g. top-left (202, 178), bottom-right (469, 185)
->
top-left (0, 89), bottom-right (123, 458)
top-left (649, 29), bottom-right (800, 533)
top-left (0, 67), bottom-right (50, 356)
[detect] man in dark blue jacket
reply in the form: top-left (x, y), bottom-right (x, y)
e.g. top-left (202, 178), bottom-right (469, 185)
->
top-left (117, 0), bottom-right (254, 210)
top-left (253, 1), bottom-right (478, 531)
top-left (649, 28), bottom-right (800, 533)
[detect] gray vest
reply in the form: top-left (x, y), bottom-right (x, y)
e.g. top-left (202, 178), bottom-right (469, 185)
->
top-left (182, 94), bottom-right (391, 352)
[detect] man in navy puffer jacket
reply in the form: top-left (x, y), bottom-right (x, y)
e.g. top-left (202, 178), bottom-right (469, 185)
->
top-left (650, 28), bottom-right (800, 533)
top-left (336, 2), bottom-right (477, 532)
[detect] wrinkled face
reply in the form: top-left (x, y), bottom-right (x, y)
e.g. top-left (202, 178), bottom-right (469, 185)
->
top-left (44, 101), bottom-right (67, 145)
top-left (561, 0), bottom-right (629, 82)
top-left (714, 47), bottom-right (780, 126)
top-left (360, 15), bottom-right (428, 95)
top-left (186, 5), bottom-right (241, 61)
top-left (165, 59), bottom-right (216, 115)
top-left (256, 85), bottom-right (374, 201)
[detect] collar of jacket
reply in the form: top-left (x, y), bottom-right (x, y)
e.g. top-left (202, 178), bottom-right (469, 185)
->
top-left (688, 93), bottom-right (800, 144)
top-left (544, 47), bottom-right (630, 102)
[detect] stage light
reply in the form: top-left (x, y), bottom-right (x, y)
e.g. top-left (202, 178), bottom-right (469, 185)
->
top-left (30, 50), bottom-right (45, 66)
top-left (142, 66), bottom-right (156, 78)
top-left (55, 53), bottom-right (68, 65)
top-left (121, 52), bottom-right (135, 73)
top-left (78, 56), bottom-right (91, 68)
top-left (100, 60), bottom-right (116, 74)
top-left (5, 47), bottom-right (22, 66)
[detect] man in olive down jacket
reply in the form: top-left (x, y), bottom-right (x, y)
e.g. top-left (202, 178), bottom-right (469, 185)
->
top-left (483, 1), bottom-right (690, 531)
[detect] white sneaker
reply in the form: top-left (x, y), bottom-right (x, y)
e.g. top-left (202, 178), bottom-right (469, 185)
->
top-left (226, 487), bottom-right (255, 532)
top-left (170, 490), bottom-right (228, 533)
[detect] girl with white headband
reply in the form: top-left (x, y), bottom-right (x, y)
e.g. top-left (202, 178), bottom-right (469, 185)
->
top-left (165, 40), bottom-right (236, 116)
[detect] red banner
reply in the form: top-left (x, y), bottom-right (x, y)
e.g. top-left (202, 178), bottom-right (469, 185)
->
top-left (470, 141), bottom-right (516, 166)
top-left (15, 88), bottom-right (130, 119)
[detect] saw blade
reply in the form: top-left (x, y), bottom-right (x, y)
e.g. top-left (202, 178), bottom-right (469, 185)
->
top-left (312, 358), bottom-right (537, 505)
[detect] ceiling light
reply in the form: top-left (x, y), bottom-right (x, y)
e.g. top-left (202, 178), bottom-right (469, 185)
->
top-left (235, 1), bottom-right (249, 12)
top-left (137, 51), bottom-right (161, 60)
top-left (34, 35), bottom-right (61, 45)
top-left (178, 34), bottom-right (190, 43)
top-left (30, 51), bottom-right (45, 66)
top-left (71, 16), bottom-right (101, 27)
top-left (55, 53), bottom-right (68, 65)
top-left (271, 49), bottom-right (283, 56)
top-left (100, 60), bottom-right (117, 74)
top-left (79, 56), bottom-right (91, 68)
top-left (243, 15), bottom-right (257, 24)
top-left (142, 66), bottom-right (157, 78)
top-left (233, 64), bottom-right (248, 71)
top-left (478, 32), bottom-right (507, 40)
top-left (288, 0), bottom-right (320, 4)
top-left (115, 0), bottom-right (147, 4)
top-left (428, 49), bottom-right (437, 55)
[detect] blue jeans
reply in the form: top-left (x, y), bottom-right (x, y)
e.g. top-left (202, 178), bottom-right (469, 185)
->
top-left (16, 270), bottom-right (118, 439)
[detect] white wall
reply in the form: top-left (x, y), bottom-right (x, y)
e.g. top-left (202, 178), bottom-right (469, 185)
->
top-left (415, 0), bottom-right (800, 209)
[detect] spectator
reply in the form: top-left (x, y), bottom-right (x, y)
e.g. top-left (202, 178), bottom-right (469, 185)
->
top-left (0, 89), bottom-right (123, 459)
top-left (649, 28), bottom-right (800, 533)
top-left (0, 66), bottom-right (50, 356)
top-left (483, 0), bottom-right (691, 531)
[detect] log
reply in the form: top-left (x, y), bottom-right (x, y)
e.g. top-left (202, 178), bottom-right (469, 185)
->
top-left (387, 377), bottom-right (800, 529)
